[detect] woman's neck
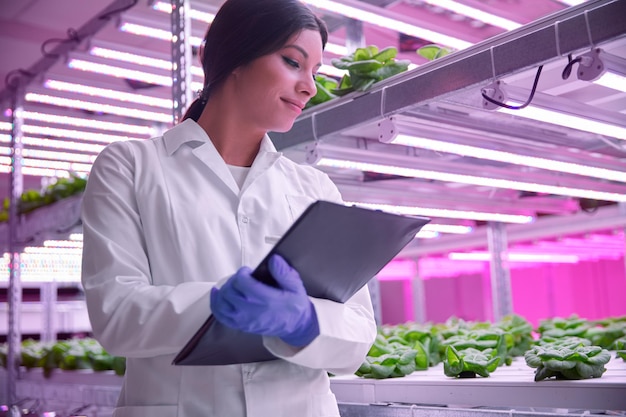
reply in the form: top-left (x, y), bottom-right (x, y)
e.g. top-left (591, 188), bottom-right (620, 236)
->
top-left (197, 93), bottom-right (263, 167)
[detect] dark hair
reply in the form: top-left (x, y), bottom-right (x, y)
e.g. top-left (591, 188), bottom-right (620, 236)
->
top-left (182, 0), bottom-right (328, 122)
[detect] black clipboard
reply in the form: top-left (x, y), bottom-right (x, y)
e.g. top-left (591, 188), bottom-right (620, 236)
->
top-left (173, 200), bottom-right (430, 366)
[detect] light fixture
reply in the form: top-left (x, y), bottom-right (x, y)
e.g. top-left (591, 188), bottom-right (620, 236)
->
top-left (448, 252), bottom-right (579, 263)
top-left (21, 124), bottom-right (142, 144)
top-left (25, 93), bottom-right (172, 123)
top-left (573, 48), bottom-right (626, 94)
top-left (416, 230), bottom-right (439, 239)
top-left (308, 144), bottom-right (626, 203)
top-left (345, 201), bottom-right (533, 224)
top-left (21, 110), bottom-right (155, 136)
top-left (389, 134), bottom-right (626, 183)
top-left (481, 80), bottom-right (626, 141)
top-left (45, 79), bottom-right (173, 109)
top-left (422, 224), bottom-right (473, 234)
top-left (68, 59), bottom-right (203, 91)
top-left (90, 46), bottom-right (204, 78)
top-left (419, 0), bottom-right (521, 30)
top-left (22, 149), bottom-right (95, 164)
top-left (0, 164), bottom-right (83, 178)
top-left (22, 137), bottom-right (105, 153)
top-left (302, 0), bottom-right (472, 50)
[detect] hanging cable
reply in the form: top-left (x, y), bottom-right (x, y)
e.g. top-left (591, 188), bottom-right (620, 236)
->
top-left (40, 28), bottom-right (82, 58)
top-left (98, 0), bottom-right (139, 21)
top-left (481, 65), bottom-right (543, 110)
top-left (561, 53), bottom-right (582, 80)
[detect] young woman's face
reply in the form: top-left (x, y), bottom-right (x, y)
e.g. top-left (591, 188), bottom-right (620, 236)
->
top-left (231, 29), bottom-right (323, 133)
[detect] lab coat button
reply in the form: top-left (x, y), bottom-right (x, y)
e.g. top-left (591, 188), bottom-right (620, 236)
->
top-left (241, 216), bottom-right (249, 224)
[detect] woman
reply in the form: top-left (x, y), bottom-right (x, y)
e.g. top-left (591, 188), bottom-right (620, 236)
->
top-left (81, 0), bottom-right (377, 415)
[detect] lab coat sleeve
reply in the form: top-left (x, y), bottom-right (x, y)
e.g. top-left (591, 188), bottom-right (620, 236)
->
top-left (263, 171), bottom-right (378, 375)
top-left (81, 141), bottom-right (214, 358)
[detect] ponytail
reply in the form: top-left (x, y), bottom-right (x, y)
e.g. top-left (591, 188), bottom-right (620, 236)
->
top-left (182, 97), bottom-right (207, 122)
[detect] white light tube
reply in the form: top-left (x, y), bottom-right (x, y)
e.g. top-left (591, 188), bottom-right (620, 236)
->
top-left (419, 0), bottom-right (521, 30)
top-left (25, 93), bottom-right (172, 123)
top-left (416, 230), bottom-right (439, 239)
top-left (21, 110), bottom-right (154, 136)
top-left (594, 71), bottom-right (626, 93)
top-left (22, 137), bottom-right (105, 153)
top-left (558, 0), bottom-right (587, 6)
top-left (422, 224), bottom-right (473, 234)
top-left (0, 122), bottom-right (11, 131)
top-left (69, 233), bottom-right (83, 241)
top-left (345, 201), bottom-right (533, 224)
top-left (45, 80), bottom-right (173, 109)
top-left (0, 164), bottom-right (83, 178)
top-left (302, 0), bottom-right (472, 50)
top-left (21, 124), bottom-right (141, 144)
top-left (68, 59), bottom-right (203, 92)
top-left (22, 150), bottom-right (95, 164)
top-left (499, 104), bottom-right (626, 141)
top-left (90, 46), bottom-right (204, 78)
top-left (152, 1), bottom-right (216, 24)
top-left (319, 158), bottom-right (626, 202)
top-left (120, 22), bottom-right (203, 47)
top-left (449, 252), bottom-right (579, 263)
top-left (43, 240), bottom-right (83, 248)
top-left (391, 134), bottom-right (626, 183)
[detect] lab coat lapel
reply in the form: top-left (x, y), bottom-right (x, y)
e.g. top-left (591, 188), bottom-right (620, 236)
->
top-left (241, 135), bottom-right (281, 193)
top-left (191, 143), bottom-right (240, 196)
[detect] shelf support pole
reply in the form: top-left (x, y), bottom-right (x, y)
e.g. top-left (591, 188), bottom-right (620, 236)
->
top-left (7, 86), bottom-right (25, 405)
top-left (487, 221), bottom-right (513, 321)
top-left (171, 0), bottom-right (194, 125)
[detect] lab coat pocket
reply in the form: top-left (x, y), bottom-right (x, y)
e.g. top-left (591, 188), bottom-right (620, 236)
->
top-left (311, 391), bottom-right (341, 416)
top-left (112, 405), bottom-right (178, 417)
top-left (285, 194), bottom-right (316, 221)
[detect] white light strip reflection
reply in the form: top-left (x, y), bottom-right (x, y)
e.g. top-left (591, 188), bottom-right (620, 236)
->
top-left (499, 105), bottom-right (626, 141)
top-left (152, 1), bottom-right (216, 23)
top-left (318, 158), bottom-right (626, 202)
top-left (22, 124), bottom-right (140, 144)
top-left (25, 93), bottom-right (172, 123)
top-left (345, 201), bottom-right (533, 223)
top-left (302, 0), bottom-right (472, 50)
top-left (120, 22), bottom-right (203, 47)
top-left (449, 252), bottom-right (579, 263)
top-left (420, 0), bottom-right (521, 30)
top-left (45, 80), bottom-right (173, 109)
top-left (1, 253), bottom-right (81, 283)
top-left (391, 134), bottom-right (626, 182)
top-left (90, 47), bottom-right (204, 78)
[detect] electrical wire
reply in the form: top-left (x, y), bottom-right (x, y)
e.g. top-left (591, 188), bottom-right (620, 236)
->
top-left (481, 65), bottom-right (543, 110)
top-left (40, 28), bottom-right (82, 58)
top-left (561, 53), bottom-right (582, 80)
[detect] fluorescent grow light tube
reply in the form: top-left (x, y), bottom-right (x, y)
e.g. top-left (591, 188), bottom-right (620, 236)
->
top-left (422, 224), bottom-right (473, 234)
top-left (449, 252), bottom-right (579, 263)
top-left (21, 110), bottom-right (155, 136)
top-left (21, 124), bottom-right (142, 144)
top-left (68, 59), bottom-right (204, 92)
top-left (22, 137), bottom-right (105, 153)
top-left (390, 134), bottom-right (626, 183)
top-left (90, 46), bottom-right (204, 78)
top-left (25, 93), bottom-right (172, 123)
top-left (45, 80), bottom-right (173, 109)
top-left (120, 22), bottom-right (203, 47)
top-left (302, 0), bottom-right (472, 50)
top-left (345, 201), bottom-right (533, 224)
top-left (315, 156), bottom-right (626, 203)
top-left (419, 0), bottom-right (521, 30)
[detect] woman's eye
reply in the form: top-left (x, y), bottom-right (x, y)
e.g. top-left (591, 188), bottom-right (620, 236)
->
top-left (283, 56), bottom-right (300, 69)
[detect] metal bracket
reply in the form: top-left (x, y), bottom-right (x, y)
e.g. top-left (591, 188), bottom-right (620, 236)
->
top-left (481, 80), bottom-right (507, 111)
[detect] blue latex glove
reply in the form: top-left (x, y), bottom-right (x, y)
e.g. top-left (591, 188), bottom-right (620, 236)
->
top-left (210, 255), bottom-right (319, 347)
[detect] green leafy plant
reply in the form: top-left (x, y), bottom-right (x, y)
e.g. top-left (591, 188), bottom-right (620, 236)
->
top-left (417, 44), bottom-right (455, 61)
top-left (443, 345), bottom-right (500, 378)
top-left (524, 337), bottom-right (611, 381)
top-left (306, 74), bottom-right (339, 109)
top-left (330, 46), bottom-right (410, 96)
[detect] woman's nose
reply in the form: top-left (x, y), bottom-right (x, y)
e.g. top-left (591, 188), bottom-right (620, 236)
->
top-left (300, 75), bottom-right (317, 98)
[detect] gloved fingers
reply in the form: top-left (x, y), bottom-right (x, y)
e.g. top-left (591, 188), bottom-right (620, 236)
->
top-left (268, 255), bottom-right (305, 293)
top-left (231, 270), bottom-right (286, 301)
top-left (210, 287), bottom-right (239, 317)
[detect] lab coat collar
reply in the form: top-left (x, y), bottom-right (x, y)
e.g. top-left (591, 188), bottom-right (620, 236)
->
top-left (163, 119), bottom-right (210, 155)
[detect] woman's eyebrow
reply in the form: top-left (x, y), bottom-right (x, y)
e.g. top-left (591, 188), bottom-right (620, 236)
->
top-left (284, 44), bottom-right (322, 68)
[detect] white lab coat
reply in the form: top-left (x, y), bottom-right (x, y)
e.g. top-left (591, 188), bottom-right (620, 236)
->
top-left (81, 119), bottom-right (377, 417)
